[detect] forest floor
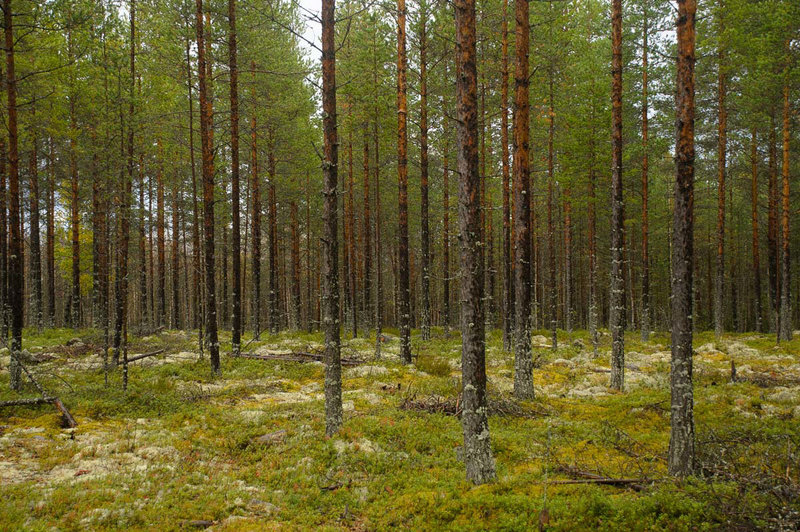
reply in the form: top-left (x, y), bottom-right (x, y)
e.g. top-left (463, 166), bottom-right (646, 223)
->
top-left (1, 325), bottom-right (799, 531)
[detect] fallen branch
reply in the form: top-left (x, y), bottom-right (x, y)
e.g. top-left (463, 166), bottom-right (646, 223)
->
top-left (0, 396), bottom-right (78, 428)
top-left (126, 348), bottom-right (166, 364)
top-left (548, 478), bottom-right (644, 487)
top-left (1, 349), bottom-right (78, 427)
top-left (239, 351), bottom-right (363, 367)
top-left (180, 519), bottom-right (215, 529)
top-left (0, 396), bottom-right (54, 407)
top-left (53, 397), bottom-right (78, 428)
top-left (400, 393), bottom-right (549, 419)
top-left (553, 464), bottom-right (648, 491)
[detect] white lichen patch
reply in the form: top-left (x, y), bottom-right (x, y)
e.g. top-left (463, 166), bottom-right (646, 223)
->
top-left (344, 365), bottom-right (389, 378)
top-left (333, 438), bottom-right (380, 455)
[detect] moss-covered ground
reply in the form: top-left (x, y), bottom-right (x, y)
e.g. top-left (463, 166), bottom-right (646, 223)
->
top-left (1, 326), bottom-right (798, 530)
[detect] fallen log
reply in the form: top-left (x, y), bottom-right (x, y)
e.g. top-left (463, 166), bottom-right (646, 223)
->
top-left (53, 397), bottom-right (78, 428)
top-left (553, 465), bottom-right (647, 491)
top-left (180, 519), bottom-right (215, 529)
top-left (251, 429), bottom-right (287, 446)
top-left (239, 351), bottom-right (363, 367)
top-left (0, 396), bottom-right (78, 428)
top-left (548, 478), bottom-right (644, 487)
top-left (126, 348), bottom-right (166, 364)
top-left (0, 396), bottom-right (54, 407)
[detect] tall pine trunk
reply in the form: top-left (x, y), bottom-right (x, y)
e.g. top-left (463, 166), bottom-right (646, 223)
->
top-left (291, 202), bottom-right (301, 329)
top-left (512, 0), bottom-right (533, 399)
top-left (419, 9), bottom-right (430, 341)
top-left (347, 142), bottom-right (357, 337)
top-left (396, 0), bottom-right (411, 363)
top-left (547, 74), bottom-right (557, 350)
top-left (138, 156), bottom-right (148, 329)
top-left (588, 138), bottom-right (598, 356)
top-left (767, 111), bottom-right (779, 333)
top-left (171, 183), bottom-right (181, 329)
top-left (268, 147), bottom-right (279, 334)
top-left (442, 132), bottom-right (451, 331)
top-left (609, 0), bottom-right (626, 391)
top-left (640, 6), bottom-right (650, 341)
top-left (30, 125), bottom-right (43, 332)
top-left (114, 0), bottom-right (135, 387)
top-left (321, 0), bottom-right (342, 435)
top-left (195, 0), bottom-right (219, 373)
top-left (362, 130), bottom-right (371, 329)
top-left (186, 37), bottom-right (202, 346)
top-left (250, 62), bottom-right (261, 339)
top-left (500, 0), bottom-right (513, 351)
top-left (68, 20), bottom-right (81, 330)
top-left (46, 137), bottom-right (55, 326)
top-left (228, 0), bottom-right (241, 352)
top-left (669, 0), bottom-right (696, 477)
top-left (157, 140), bottom-right (166, 327)
top-left (455, 0), bottom-right (496, 484)
top-left (751, 129), bottom-right (762, 332)
top-left (5, 0), bottom-right (23, 390)
top-left (714, 10), bottom-right (726, 339)
top-left (778, 68), bottom-right (791, 342)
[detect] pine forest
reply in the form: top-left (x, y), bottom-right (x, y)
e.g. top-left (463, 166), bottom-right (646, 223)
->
top-left (1, 0), bottom-right (799, 529)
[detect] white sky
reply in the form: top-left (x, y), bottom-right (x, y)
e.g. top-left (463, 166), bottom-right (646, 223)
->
top-left (296, 0), bottom-right (322, 58)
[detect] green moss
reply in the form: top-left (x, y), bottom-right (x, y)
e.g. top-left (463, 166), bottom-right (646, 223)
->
top-left (1, 327), bottom-right (797, 530)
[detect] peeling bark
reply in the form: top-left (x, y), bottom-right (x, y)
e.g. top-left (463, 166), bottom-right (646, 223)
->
top-left (455, 0), bottom-right (496, 484)
top-left (669, 0), bottom-right (696, 478)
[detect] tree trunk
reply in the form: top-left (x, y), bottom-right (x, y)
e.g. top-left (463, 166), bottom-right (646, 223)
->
top-left (69, 31), bottom-right (81, 329)
top-left (290, 202), bottom-right (301, 329)
top-left (195, 0), bottom-right (219, 373)
top-left (250, 63), bottom-right (261, 340)
top-left (778, 69), bottom-right (791, 342)
top-left (0, 128), bottom-right (6, 339)
top-left (640, 6), bottom-right (650, 341)
top-left (374, 118), bottom-right (383, 353)
top-left (483, 90), bottom-right (495, 331)
top-left (419, 10), bottom-right (430, 341)
top-left (512, 0), bottom-right (533, 399)
top-left (4, 0), bottom-right (23, 390)
top-left (714, 10), bottom-right (726, 339)
top-left (341, 148), bottom-right (349, 329)
top-left (347, 141), bottom-right (357, 338)
top-left (669, 0), bottom-right (696, 478)
top-left (500, 0), bottom-right (513, 351)
top-left (138, 155), bottom-right (148, 329)
top-left (609, 0), bottom-right (626, 391)
top-left (186, 37), bottom-right (202, 346)
top-left (46, 137), bottom-right (55, 326)
top-left (321, 0), bottom-right (342, 436)
top-left (114, 0), bottom-right (135, 384)
top-left (228, 0), bottom-right (241, 353)
top-left (30, 124), bottom-right (43, 331)
top-left (455, 0), bottom-right (496, 485)
top-left (442, 132), bottom-right (451, 331)
top-left (91, 123), bottom-right (101, 328)
top-left (751, 129), bottom-right (762, 332)
top-left (547, 74), bottom-right (557, 350)
top-left (171, 182), bottom-right (181, 329)
top-left (588, 139), bottom-right (598, 356)
top-left (767, 110), bottom-right (779, 333)
top-left (362, 130), bottom-right (371, 329)
top-left (306, 171), bottom-right (313, 332)
top-left (564, 185), bottom-right (572, 335)
top-left (156, 140), bottom-right (166, 327)
top-left (267, 146), bottom-right (279, 334)
top-left (148, 155), bottom-right (155, 324)
top-left (396, 0), bottom-right (411, 363)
